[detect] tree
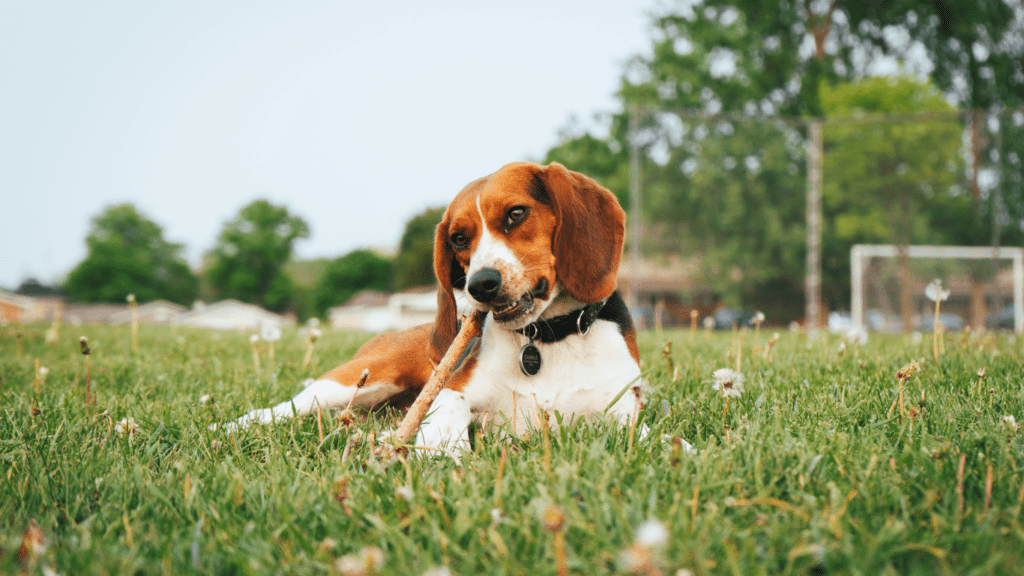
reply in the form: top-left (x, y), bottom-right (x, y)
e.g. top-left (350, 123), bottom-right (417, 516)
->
top-left (204, 200), bottom-right (309, 312)
top-left (313, 250), bottom-right (392, 317)
top-left (820, 77), bottom-right (964, 326)
top-left (65, 204), bottom-right (198, 304)
top-left (392, 207), bottom-right (446, 291)
top-left (542, 0), bottom-right (1023, 321)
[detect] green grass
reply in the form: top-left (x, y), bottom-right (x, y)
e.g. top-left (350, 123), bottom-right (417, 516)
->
top-left (2, 322), bottom-right (1024, 575)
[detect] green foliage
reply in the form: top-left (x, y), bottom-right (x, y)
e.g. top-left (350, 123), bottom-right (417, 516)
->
top-left (283, 258), bottom-right (334, 321)
top-left (820, 77), bottom-right (965, 307)
top-left (544, 131), bottom-right (631, 206)
top-left (541, 1), bottom-right (1023, 319)
top-left (4, 324), bottom-right (1024, 574)
top-left (314, 250), bottom-right (392, 317)
top-left (64, 204), bottom-right (198, 305)
top-left (392, 207), bottom-right (445, 291)
top-left (205, 200), bottom-right (310, 313)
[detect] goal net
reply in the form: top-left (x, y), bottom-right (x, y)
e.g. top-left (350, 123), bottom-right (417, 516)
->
top-left (850, 244), bottom-right (1024, 334)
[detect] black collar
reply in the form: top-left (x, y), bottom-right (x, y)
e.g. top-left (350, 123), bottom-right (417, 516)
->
top-left (515, 299), bottom-right (607, 344)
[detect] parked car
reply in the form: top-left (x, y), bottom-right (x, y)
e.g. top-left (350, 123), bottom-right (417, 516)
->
top-left (828, 311), bottom-right (852, 333)
top-left (986, 306), bottom-right (1017, 330)
top-left (865, 309), bottom-right (903, 333)
top-left (713, 308), bottom-right (755, 330)
top-left (918, 313), bottom-right (963, 332)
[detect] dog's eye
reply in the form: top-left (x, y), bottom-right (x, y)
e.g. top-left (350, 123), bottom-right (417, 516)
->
top-left (505, 206), bottom-right (528, 229)
top-left (450, 232), bottom-right (469, 250)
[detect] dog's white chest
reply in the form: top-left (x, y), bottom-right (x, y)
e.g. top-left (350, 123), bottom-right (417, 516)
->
top-left (461, 318), bottom-right (641, 431)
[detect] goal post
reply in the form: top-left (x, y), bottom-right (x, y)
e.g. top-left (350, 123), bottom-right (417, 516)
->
top-left (850, 244), bottom-right (1024, 334)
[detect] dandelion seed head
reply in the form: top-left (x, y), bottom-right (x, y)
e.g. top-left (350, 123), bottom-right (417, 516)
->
top-left (260, 323), bottom-right (282, 342)
top-left (395, 486), bottom-right (414, 501)
top-left (114, 417), bottom-right (140, 436)
top-left (925, 279), bottom-right (950, 302)
top-left (844, 326), bottom-right (868, 345)
top-left (712, 368), bottom-right (745, 398)
top-left (635, 519), bottom-right (669, 547)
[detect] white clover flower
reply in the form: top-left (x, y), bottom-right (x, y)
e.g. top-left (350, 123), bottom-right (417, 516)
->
top-left (38, 366), bottom-right (49, 376)
top-left (634, 519), bottom-right (669, 547)
top-left (925, 279), bottom-right (950, 302)
top-left (337, 555), bottom-right (364, 576)
top-left (1003, 415), bottom-right (1020, 431)
top-left (337, 546), bottom-right (385, 576)
top-left (260, 323), bottom-right (282, 342)
top-left (199, 394), bottom-right (212, 404)
top-left (114, 417), bottom-right (141, 436)
top-left (395, 486), bottom-right (414, 501)
top-left (712, 368), bottom-right (745, 398)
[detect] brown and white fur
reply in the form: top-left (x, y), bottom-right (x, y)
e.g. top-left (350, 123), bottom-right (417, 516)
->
top-left (223, 162), bottom-right (645, 455)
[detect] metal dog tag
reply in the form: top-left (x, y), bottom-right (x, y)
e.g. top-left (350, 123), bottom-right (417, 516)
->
top-left (519, 343), bottom-right (541, 376)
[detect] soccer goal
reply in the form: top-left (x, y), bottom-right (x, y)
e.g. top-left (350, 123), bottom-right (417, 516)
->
top-left (850, 244), bottom-right (1024, 334)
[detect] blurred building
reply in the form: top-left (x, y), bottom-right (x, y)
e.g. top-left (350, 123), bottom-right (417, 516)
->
top-left (178, 299), bottom-right (292, 330)
top-left (328, 286), bottom-right (437, 332)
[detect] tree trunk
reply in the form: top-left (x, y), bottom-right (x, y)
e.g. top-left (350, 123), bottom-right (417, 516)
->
top-left (969, 271), bottom-right (987, 330)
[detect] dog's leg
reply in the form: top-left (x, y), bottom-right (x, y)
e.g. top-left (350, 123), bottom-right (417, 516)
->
top-left (216, 325), bottom-right (435, 432)
top-left (226, 378), bottom-right (404, 429)
top-left (217, 361), bottom-right (407, 431)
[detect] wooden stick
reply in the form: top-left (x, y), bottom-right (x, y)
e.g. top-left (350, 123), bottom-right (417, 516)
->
top-left (384, 310), bottom-right (486, 451)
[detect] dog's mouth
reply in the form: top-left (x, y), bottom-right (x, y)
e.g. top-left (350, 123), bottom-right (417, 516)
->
top-left (490, 278), bottom-right (549, 324)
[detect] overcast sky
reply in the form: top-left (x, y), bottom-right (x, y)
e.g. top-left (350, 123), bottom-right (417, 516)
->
top-left (0, 1), bottom-right (653, 290)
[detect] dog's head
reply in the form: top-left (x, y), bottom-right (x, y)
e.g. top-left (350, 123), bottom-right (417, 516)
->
top-left (429, 162), bottom-right (625, 362)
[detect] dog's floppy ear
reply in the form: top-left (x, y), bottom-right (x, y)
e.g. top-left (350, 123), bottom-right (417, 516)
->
top-left (429, 211), bottom-right (466, 364)
top-left (541, 162), bottom-right (625, 304)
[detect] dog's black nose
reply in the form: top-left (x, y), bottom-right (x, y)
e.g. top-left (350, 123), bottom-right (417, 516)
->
top-left (467, 268), bottom-right (502, 303)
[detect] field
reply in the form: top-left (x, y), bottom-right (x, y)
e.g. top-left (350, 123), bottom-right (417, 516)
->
top-left (2, 320), bottom-right (1024, 575)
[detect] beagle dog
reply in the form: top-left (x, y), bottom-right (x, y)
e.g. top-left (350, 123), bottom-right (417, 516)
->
top-left (226, 162), bottom-right (643, 453)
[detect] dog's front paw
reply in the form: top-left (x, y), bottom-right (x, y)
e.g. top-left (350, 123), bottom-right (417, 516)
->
top-left (412, 389), bottom-right (472, 461)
